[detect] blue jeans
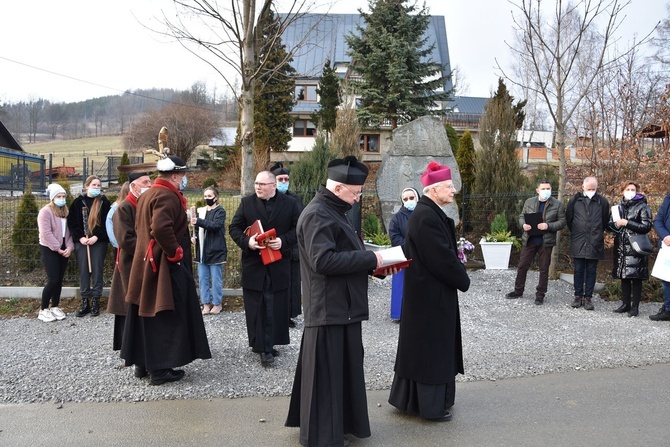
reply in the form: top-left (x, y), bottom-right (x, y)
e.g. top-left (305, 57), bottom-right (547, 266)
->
top-left (662, 280), bottom-right (670, 310)
top-left (197, 263), bottom-right (223, 306)
top-left (573, 258), bottom-right (598, 298)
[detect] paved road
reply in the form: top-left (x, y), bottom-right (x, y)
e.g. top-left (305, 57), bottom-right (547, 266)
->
top-left (2, 363), bottom-right (667, 446)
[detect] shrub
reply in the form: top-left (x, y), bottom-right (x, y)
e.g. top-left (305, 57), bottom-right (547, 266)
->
top-left (483, 213), bottom-right (520, 249)
top-left (11, 186), bottom-right (40, 270)
top-left (362, 214), bottom-right (382, 238)
top-left (202, 177), bottom-right (218, 189)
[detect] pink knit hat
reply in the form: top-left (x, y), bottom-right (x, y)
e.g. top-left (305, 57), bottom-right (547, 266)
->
top-left (420, 161), bottom-right (451, 187)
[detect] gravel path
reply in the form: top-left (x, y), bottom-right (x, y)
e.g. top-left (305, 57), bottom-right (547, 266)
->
top-left (1, 269), bottom-right (669, 404)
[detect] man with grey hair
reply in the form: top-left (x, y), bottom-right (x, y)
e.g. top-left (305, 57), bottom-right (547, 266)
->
top-left (286, 155), bottom-right (395, 446)
top-left (566, 176), bottom-right (610, 310)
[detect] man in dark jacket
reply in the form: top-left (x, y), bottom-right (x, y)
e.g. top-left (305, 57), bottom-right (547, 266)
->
top-left (566, 176), bottom-right (610, 310)
top-left (388, 161), bottom-right (470, 422)
top-left (506, 181), bottom-right (566, 304)
top-left (271, 162), bottom-right (304, 328)
top-left (229, 170), bottom-right (302, 366)
top-left (285, 156), bottom-right (393, 447)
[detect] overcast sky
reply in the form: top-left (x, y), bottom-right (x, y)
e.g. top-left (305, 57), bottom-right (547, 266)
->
top-left (1, 0), bottom-right (666, 104)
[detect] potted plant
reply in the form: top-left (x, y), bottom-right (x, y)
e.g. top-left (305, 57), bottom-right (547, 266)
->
top-left (363, 214), bottom-right (391, 251)
top-left (479, 213), bottom-right (520, 269)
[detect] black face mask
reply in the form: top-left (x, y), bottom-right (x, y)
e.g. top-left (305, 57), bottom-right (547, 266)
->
top-left (205, 198), bottom-right (216, 206)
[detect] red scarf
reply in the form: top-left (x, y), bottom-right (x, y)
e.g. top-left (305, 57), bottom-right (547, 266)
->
top-left (125, 192), bottom-right (138, 208)
top-left (153, 178), bottom-right (187, 211)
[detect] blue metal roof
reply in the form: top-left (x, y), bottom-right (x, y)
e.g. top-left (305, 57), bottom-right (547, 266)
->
top-left (280, 13), bottom-right (453, 93)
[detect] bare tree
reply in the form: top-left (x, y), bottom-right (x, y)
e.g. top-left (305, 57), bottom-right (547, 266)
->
top-left (500, 0), bottom-right (654, 277)
top-left (158, 0), bottom-right (318, 194)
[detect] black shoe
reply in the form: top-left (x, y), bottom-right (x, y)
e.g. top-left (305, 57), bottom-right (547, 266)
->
top-left (613, 303), bottom-right (631, 313)
top-left (534, 297), bottom-right (544, 305)
top-left (506, 291), bottom-right (522, 299)
top-left (288, 319), bottom-right (296, 328)
top-left (260, 352), bottom-right (275, 365)
top-left (649, 309), bottom-right (670, 321)
top-left (169, 368), bottom-right (185, 379)
top-left (427, 411), bottom-right (453, 422)
top-left (271, 349), bottom-right (280, 357)
top-left (150, 369), bottom-right (185, 385)
top-left (627, 306), bottom-right (639, 317)
top-left (134, 365), bottom-right (148, 378)
top-left (75, 299), bottom-right (90, 317)
top-left (90, 297), bottom-right (100, 317)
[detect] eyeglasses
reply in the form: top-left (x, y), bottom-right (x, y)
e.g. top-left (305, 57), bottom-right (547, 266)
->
top-left (276, 177), bottom-right (290, 183)
top-left (341, 184), bottom-right (363, 197)
top-left (254, 182), bottom-right (275, 187)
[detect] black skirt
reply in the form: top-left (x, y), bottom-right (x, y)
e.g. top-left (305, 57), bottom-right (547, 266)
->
top-left (388, 373), bottom-right (456, 419)
top-left (286, 322), bottom-right (371, 446)
top-left (112, 315), bottom-right (125, 351)
top-left (120, 263), bottom-right (212, 371)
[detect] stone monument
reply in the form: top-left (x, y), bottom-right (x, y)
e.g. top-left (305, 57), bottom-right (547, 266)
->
top-left (376, 116), bottom-right (462, 232)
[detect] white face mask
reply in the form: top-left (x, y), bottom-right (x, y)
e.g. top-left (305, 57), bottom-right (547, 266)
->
top-left (623, 190), bottom-right (636, 201)
top-left (584, 191), bottom-right (596, 199)
top-left (140, 187), bottom-right (151, 195)
top-left (538, 190), bottom-right (551, 201)
top-left (404, 200), bottom-right (417, 211)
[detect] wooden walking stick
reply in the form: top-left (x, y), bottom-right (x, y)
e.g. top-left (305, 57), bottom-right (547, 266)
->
top-left (82, 205), bottom-right (92, 273)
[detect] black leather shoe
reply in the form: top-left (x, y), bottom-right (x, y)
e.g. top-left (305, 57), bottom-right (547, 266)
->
top-left (613, 303), bottom-right (631, 313)
top-left (134, 365), bottom-right (148, 378)
top-left (288, 319), bottom-right (296, 328)
top-left (427, 411), bottom-right (453, 422)
top-left (649, 309), bottom-right (670, 321)
top-left (150, 369), bottom-right (185, 385)
top-left (506, 291), bottom-right (522, 299)
top-left (534, 297), bottom-right (544, 305)
top-left (271, 349), bottom-right (280, 357)
top-left (260, 352), bottom-right (275, 365)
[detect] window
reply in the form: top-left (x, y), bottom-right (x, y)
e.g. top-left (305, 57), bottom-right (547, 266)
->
top-left (360, 134), bottom-right (380, 153)
top-left (295, 85), bottom-right (317, 101)
top-left (293, 120), bottom-right (317, 137)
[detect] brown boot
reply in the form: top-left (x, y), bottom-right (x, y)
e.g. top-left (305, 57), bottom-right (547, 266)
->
top-left (571, 296), bottom-right (583, 308)
top-left (583, 297), bottom-right (594, 311)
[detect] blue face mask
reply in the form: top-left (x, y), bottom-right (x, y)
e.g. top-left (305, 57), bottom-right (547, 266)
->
top-left (277, 182), bottom-right (289, 193)
top-left (180, 175), bottom-right (188, 191)
top-left (404, 200), bottom-right (417, 211)
top-left (54, 198), bottom-right (66, 207)
top-left (539, 190), bottom-right (551, 201)
top-left (88, 188), bottom-right (101, 197)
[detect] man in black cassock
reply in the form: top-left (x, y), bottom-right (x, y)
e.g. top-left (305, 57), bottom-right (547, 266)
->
top-left (229, 170), bottom-right (302, 366)
top-left (286, 156), bottom-right (393, 447)
top-left (270, 162), bottom-right (304, 327)
top-left (388, 161), bottom-right (470, 421)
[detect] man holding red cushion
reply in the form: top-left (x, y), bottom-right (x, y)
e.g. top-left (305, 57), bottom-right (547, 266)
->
top-left (121, 156), bottom-right (211, 385)
top-left (389, 161), bottom-right (470, 422)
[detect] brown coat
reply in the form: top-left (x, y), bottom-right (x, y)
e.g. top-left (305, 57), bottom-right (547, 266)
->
top-left (107, 198), bottom-right (137, 316)
top-left (126, 184), bottom-right (188, 317)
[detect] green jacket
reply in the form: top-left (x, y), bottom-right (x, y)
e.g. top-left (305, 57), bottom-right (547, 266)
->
top-left (518, 196), bottom-right (566, 247)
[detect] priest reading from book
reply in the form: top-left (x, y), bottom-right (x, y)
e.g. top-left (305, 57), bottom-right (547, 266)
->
top-left (286, 155), bottom-right (399, 447)
top-left (229, 170), bottom-right (302, 366)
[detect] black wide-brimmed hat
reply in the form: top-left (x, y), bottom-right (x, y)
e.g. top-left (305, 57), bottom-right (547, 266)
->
top-left (128, 171), bottom-right (150, 182)
top-left (270, 162), bottom-right (290, 176)
top-left (327, 155), bottom-right (368, 185)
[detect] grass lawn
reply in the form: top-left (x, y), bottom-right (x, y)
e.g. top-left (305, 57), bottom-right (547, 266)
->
top-left (21, 136), bottom-right (126, 174)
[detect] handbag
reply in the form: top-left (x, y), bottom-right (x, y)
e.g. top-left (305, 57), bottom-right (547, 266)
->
top-left (628, 232), bottom-right (654, 256)
top-left (652, 245), bottom-right (670, 281)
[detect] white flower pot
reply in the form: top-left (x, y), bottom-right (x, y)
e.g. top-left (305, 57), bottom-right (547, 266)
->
top-left (479, 238), bottom-right (512, 269)
top-left (364, 242), bottom-right (390, 252)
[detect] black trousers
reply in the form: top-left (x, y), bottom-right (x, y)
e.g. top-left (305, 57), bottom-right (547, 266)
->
top-left (40, 245), bottom-right (69, 309)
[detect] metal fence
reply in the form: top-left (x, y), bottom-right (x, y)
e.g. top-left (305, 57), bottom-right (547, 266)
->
top-left (3, 189), bottom-right (668, 296)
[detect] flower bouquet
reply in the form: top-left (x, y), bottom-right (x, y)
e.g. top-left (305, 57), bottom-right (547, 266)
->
top-left (457, 237), bottom-right (475, 264)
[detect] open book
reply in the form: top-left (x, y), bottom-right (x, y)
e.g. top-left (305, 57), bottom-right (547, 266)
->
top-left (373, 245), bottom-right (412, 276)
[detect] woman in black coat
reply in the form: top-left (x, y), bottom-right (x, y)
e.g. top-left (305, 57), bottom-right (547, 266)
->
top-left (609, 181), bottom-right (653, 317)
top-left (388, 187), bottom-right (419, 320)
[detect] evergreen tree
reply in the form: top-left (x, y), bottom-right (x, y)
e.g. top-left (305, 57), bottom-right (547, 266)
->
top-left (291, 134), bottom-right (336, 204)
top-left (312, 59), bottom-right (341, 138)
top-left (346, 0), bottom-right (452, 129)
top-left (118, 152), bottom-right (130, 184)
top-left (11, 185), bottom-right (40, 271)
top-left (253, 9), bottom-right (296, 166)
top-left (456, 130), bottom-right (476, 192)
top-left (474, 78), bottom-right (527, 231)
top-left (445, 123), bottom-right (459, 156)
